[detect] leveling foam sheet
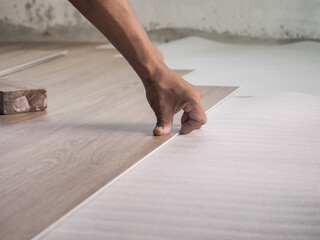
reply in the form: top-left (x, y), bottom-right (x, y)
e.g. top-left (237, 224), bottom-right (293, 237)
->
top-left (157, 37), bottom-right (320, 96)
top-left (36, 92), bottom-right (320, 240)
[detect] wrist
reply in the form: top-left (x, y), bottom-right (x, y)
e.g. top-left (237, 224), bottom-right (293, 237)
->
top-left (139, 62), bottom-right (167, 88)
top-left (130, 47), bottom-right (167, 88)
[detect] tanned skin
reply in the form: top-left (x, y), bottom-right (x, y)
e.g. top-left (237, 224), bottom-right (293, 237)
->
top-left (68, 0), bottom-right (207, 135)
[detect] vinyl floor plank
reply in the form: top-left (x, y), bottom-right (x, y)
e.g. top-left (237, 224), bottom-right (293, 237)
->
top-left (0, 43), bottom-right (100, 71)
top-left (0, 43), bottom-right (238, 240)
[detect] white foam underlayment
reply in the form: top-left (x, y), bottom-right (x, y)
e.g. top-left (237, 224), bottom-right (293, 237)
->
top-left (157, 37), bottom-right (320, 97)
top-left (34, 37), bottom-right (320, 239)
top-left (104, 37), bottom-right (320, 96)
top-left (36, 92), bottom-right (320, 240)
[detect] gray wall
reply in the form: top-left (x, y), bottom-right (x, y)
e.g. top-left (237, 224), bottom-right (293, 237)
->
top-left (1, 0), bottom-right (320, 42)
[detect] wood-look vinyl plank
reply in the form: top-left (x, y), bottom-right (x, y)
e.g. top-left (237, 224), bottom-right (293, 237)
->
top-left (0, 44), bottom-right (238, 240)
top-left (0, 49), bottom-right (58, 71)
top-left (0, 43), bottom-right (103, 71)
top-left (0, 43), bottom-right (99, 53)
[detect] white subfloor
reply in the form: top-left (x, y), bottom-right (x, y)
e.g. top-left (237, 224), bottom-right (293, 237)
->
top-left (158, 37), bottom-right (320, 96)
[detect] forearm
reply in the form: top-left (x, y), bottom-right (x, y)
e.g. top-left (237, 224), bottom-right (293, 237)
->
top-left (69, 0), bottom-right (207, 136)
top-left (68, 0), bottom-right (164, 86)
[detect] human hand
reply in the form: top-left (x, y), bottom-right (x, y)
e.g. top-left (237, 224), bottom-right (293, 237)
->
top-left (68, 0), bottom-right (206, 136)
top-left (144, 65), bottom-right (207, 136)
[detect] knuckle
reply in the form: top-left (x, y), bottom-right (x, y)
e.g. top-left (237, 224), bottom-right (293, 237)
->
top-left (192, 87), bottom-right (202, 99)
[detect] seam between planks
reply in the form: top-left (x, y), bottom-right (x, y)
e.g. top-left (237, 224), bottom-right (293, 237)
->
top-left (32, 87), bottom-right (240, 240)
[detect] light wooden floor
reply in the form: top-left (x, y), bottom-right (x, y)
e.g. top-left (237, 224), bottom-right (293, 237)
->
top-left (0, 43), bottom-right (238, 240)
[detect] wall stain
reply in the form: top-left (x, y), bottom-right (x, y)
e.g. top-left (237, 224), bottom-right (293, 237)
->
top-left (25, 2), bottom-right (34, 22)
top-left (73, 10), bottom-right (84, 24)
top-left (44, 5), bottom-right (54, 21)
top-left (1, 0), bottom-right (320, 42)
top-left (35, 7), bottom-right (43, 23)
top-left (25, 2), bottom-right (32, 10)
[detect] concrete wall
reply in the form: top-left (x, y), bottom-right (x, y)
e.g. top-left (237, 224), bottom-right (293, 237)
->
top-left (1, 0), bottom-right (320, 42)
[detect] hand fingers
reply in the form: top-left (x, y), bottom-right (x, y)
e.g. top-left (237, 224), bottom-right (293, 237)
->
top-left (153, 111), bottom-right (174, 136)
top-left (181, 111), bottom-right (189, 125)
top-left (180, 104), bottom-right (207, 134)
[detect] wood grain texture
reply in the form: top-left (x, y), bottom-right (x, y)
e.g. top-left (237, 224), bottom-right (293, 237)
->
top-left (0, 51), bottom-right (67, 77)
top-left (0, 43), bottom-right (238, 240)
top-left (0, 44), bottom-right (65, 71)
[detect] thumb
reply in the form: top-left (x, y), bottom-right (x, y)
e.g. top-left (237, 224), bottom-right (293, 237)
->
top-left (153, 113), bottom-right (173, 136)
